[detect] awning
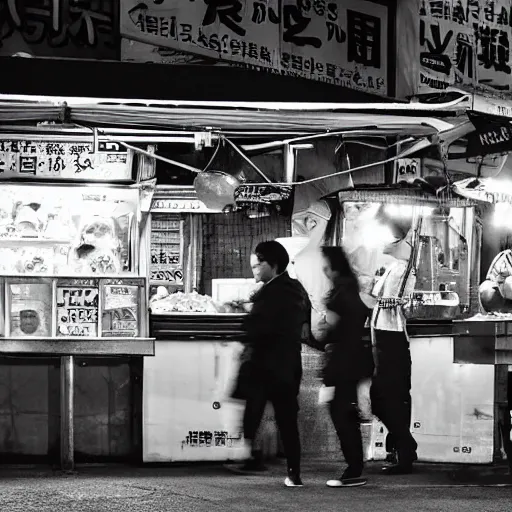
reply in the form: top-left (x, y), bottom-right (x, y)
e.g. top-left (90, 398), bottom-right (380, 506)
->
top-left (452, 177), bottom-right (512, 204)
top-left (0, 94), bottom-right (470, 136)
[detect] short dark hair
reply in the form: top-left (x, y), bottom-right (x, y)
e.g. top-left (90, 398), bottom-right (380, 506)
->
top-left (254, 240), bottom-right (290, 274)
top-left (321, 246), bottom-right (359, 290)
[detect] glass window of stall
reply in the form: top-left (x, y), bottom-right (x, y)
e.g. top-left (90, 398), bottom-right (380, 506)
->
top-left (339, 200), bottom-right (480, 321)
top-left (0, 183), bottom-right (145, 338)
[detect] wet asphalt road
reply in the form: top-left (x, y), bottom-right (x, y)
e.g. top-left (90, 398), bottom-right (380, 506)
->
top-left (1, 461), bottom-right (512, 512)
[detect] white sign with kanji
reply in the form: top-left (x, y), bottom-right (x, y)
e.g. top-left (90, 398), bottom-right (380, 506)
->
top-left (418, 0), bottom-right (512, 95)
top-left (0, 140), bottom-right (132, 181)
top-left (120, 0), bottom-right (389, 95)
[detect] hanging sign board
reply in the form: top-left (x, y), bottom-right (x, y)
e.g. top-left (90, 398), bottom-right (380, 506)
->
top-left (0, 141), bottom-right (133, 181)
top-left (120, 0), bottom-right (389, 95)
top-left (235, 184), bottom-right (294, 214)
top-left (234, 184), bottom-right (292, 204)
top-left (466, 111), bottom-right (512, 158)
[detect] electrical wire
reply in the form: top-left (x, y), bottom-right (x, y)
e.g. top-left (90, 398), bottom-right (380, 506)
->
top-left (76, 123), bottom-right (432, 187)
top-left (222, 137), bottom-right (272, 183)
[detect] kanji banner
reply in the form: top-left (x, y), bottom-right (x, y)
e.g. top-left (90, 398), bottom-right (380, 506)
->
top-left (120, 0), bottom-right (389, 95)
top-left (0, 0), bottom-right (118, 59)
top-left (417, 0), bottom-right (512, 95)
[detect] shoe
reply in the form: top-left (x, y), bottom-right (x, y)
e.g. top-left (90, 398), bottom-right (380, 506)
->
top-left (381, 463), bottom-right (413, 475)
top-left (284, 474), bottom-right (303, 487)
top-left (326, 476), bottom-right (367, 487)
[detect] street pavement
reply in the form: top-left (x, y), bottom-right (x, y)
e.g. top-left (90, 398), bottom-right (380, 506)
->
top-left (1, 460), bottom-right (512, 512)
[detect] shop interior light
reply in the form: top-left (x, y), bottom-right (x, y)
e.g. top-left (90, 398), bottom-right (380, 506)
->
top-left (487, 178), bottom-right (512, 196)
top-left (493, 202), bottom-right (512, 227)
top-left (361, 220), bottom-right (396, 248)
top-left (384, 204), bottom-right (433, 218)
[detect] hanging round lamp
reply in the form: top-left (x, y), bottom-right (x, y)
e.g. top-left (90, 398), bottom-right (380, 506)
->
top-left (194, 170), bottom-right (243, 212)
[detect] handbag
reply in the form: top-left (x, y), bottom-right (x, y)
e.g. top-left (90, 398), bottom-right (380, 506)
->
top-left (230, 344), bottom-right (255, 400)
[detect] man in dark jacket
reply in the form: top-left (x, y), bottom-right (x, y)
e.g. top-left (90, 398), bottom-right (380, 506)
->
top-left (235, 240), bottom-right (310, 487)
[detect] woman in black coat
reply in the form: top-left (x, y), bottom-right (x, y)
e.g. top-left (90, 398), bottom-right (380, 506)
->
top-left (320, 246), bottom-right (373, 488)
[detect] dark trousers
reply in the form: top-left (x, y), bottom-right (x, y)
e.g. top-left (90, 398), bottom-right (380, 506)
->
top-left (370, 329), bottom-right (417, 463)
top-left (243, 377), bottom-right (301, 474)
top-left (329, 381), bottom-right (364, 476)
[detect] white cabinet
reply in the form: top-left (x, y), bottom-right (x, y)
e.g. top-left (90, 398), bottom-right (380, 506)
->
top-left (410, 336), bottom-right (495, 463)
top-left (143, 340), bottom-right (250, 462)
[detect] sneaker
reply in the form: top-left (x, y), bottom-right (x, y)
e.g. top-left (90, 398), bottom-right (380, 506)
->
top-left (326, 476), bottom-right (367, 488)
top-left (284, 474), bottom-right (304, 487)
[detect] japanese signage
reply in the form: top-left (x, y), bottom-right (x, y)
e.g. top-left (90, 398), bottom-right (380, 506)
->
top-left (56, 280), bottom-right (99, 337)
top-left (0, 140), bottom-right (133, 181)
top-left (181, 430), bottom-right (243, 448)
top-left (120, 0), bottom-right (389, 95)
top-left (0, 0), bottom-right (118, 59)
top-left (473, 95), bottom-right (512, 118)
top-left (234, 184), bottom-right (292, 204)
top-left (151, 198), bottom-right (217, 212)
top-left (466, 111), bottom-right (512, 157)
top-left (150, 214), bottom-right (184, 285)
top-left (102, 280), bottom-right (140, 337)
top-left (418, 0), bottom-right (512, 95)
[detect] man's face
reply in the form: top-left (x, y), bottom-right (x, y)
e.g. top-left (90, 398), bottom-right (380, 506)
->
top-left (250, 254), bottom-right (276, 283)
top-left (19, 309), bottom-right (40, 335)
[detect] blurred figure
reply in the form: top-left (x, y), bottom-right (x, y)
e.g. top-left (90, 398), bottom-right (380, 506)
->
top-left (320, 246), bottom-right (373, 488)
top-left (232, 240), bottom-right (311, 487)
top-left (370, 229), bottom-right (418, 475)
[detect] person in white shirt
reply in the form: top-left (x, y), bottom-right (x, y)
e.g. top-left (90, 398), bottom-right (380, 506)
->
top-left (370, 228), bottom-right (418, 475)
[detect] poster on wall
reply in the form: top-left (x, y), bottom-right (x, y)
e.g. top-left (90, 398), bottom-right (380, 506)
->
top-left (0, 0), bottom-right (118, 59)
top-left (8, 281), bottom-right (52, 337)
top-left (101, 280), bottom-right (140, 337)
top-left (120, 0), bottom-right (389, 95)
top-left (56, 279), bottom-right (99, 337)
top-left (417, 0), bottom-right (512, 95)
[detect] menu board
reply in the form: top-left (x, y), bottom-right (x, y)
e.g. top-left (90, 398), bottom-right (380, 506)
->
top-left (8, 281), bottom-right (52, 337)
top-left (101, 279), bottom-right (140, 337)
top-left (150, 214), bottom-right (183, 286)
top-left (56, 279), bottom-right (99, 337)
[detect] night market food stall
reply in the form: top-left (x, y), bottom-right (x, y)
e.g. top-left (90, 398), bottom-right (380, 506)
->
top-left (1, 93), bottom-right (511, 468)
top-left (0, 127), bottom-right (155, 470)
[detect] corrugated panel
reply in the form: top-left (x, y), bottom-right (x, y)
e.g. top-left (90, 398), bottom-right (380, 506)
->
top-left (69, 106), bottom-right (454, 133)
top-left (0, 102), bottom-right (62, 123)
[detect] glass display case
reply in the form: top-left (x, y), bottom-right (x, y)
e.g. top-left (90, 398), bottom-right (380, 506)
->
top-left (0, 183), bottom-right (150, 348)
top-left (0, 184), bottom-right (139, 276)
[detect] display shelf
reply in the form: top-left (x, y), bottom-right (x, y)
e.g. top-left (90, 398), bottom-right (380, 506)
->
top-left (0, 273), bottom-right (141, 280)
top-left (0, 238), bottom-right (70, 245)
top-left (0, 337), bottom-right (155, 355)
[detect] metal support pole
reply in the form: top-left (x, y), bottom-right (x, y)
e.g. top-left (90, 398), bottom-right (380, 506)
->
top-left (60, 355), bottom-right (74, 472)
top-left (283, 143), bottom-right (295, 184)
